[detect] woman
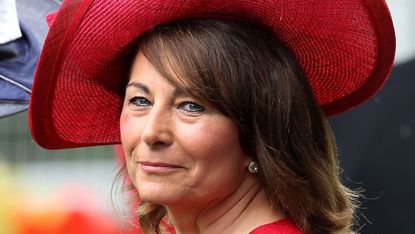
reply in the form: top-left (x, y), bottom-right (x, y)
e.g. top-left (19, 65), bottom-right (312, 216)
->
top-left (28, 0), bottom-right (395, 233)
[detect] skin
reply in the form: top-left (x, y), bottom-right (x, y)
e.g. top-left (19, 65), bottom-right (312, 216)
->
top-left (120, 51), bottom-right (284, 233)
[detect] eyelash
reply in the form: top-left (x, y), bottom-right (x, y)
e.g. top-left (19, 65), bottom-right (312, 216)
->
top-left (127, 96), bottom-right (205, 113)
top-left (179, 101), bottom-right (205, 113)
top-left (128, 96), bottom-right (150, 107)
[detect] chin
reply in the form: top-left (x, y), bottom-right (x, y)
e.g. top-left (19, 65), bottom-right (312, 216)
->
top-left (137, 182), bottom-right (183, 205)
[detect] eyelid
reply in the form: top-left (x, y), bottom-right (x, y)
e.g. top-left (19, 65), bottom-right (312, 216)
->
top-left (177, 100), bottom-right (205, 113)
top-left (127, 95), bottom-right (152, 109)
top-left (126, 95), bottom-right (141, 103)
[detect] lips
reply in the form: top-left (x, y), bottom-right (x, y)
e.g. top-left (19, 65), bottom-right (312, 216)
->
top-left (138, 161), bottom-right (185, 173)
top-left (140, 161), bottom-right (183, 168)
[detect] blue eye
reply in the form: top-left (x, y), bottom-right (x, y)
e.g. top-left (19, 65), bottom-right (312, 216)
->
top-left (128, 96), bottom-right (151, 107)
top-left (179, 101), bottom-right (205, 113)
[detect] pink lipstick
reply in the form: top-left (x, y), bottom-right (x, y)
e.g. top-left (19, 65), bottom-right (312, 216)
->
top-left (139, 161), bottom-right (183, 174)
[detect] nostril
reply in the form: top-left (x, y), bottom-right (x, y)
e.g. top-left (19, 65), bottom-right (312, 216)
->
top-left (142, 132), bottom-right (173, 148)
top-left (154, 141), bottom-right (166, 146)
top-left (149, 140), bottom-right (171, 149)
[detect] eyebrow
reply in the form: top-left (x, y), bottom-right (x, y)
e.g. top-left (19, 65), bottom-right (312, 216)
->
top-left (126, 82), bottom-right (149, 94)
top-left (126, 81), bottom-right (186, 97)
top-left (172, 88), bottom-right (184, 98)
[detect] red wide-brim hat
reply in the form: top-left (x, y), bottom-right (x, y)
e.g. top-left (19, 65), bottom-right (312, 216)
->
top-left (29, 0), bottom-right (395, 149)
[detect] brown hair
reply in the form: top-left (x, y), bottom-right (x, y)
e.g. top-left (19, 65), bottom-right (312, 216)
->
top-left (123, 18), bottom-right (358, 233)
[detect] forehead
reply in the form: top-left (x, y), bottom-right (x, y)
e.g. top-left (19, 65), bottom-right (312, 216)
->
top-left (132, 49), bottom-right (197, 86)
top-left (129, 51), bottom-right (162, 82)
top-left (128, 51), bottom-right (189, 97)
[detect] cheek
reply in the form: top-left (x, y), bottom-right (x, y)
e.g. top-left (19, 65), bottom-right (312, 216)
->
top-left (179, 118), bottom-right (250, 173)
top-left (177, 120), bottom-right (251, 199)
top-left (120, 111), bottom-right (140, 182)
top-left (120, 111), bottom-right (140, 150)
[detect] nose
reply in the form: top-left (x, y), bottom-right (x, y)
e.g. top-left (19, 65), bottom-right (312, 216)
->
top-left (141, 106), bottom-right (174, 148)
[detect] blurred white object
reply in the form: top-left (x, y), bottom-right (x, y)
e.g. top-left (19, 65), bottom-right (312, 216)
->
top-left (387, 0), bottom-right (415, 65)
top-left (0, 0), bottom-right (22, 44)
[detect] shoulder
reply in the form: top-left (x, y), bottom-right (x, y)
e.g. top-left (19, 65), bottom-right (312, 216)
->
top-left (249, 218), bottom-right (303, 234)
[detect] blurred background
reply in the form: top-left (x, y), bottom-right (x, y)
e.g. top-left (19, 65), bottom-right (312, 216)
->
top-left (0, 0), bottom-right (138, 233)
top-left (0, 0), bottom-right (413, 233)
top-left (330, 0), bottom-right (415, 233)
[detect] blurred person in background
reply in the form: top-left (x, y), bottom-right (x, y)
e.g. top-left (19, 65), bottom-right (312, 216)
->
top-left (28, 0), bottom-right (395, 233)
top-left (1, 1), bottom-right (129, 234)
top-left (0, 0), bottom-right (40, 118)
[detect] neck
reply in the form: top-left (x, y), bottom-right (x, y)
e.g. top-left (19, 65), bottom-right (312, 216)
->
top-left (166, 173), bottom-right (285, 234)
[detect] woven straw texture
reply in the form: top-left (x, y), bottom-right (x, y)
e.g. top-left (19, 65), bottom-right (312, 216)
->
top-left (29, 0), bottom-right (395, 149)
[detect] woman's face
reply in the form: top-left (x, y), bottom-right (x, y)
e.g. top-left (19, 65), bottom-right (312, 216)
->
top-left (120, 51), bottom-right (251, 207)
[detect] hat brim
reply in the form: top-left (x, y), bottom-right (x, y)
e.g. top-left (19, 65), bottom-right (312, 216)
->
top-left (29, 0), bottom-right (395, 149)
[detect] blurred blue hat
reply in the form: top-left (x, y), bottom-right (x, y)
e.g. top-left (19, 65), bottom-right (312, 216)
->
top-left (0, 0), bottom-right (59, 118)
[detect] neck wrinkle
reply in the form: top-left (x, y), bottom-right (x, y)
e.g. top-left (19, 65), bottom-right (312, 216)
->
top-left (170, 173), bottom-right (263, 234)
top-left (202, 175), bottom-right (261, 229)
